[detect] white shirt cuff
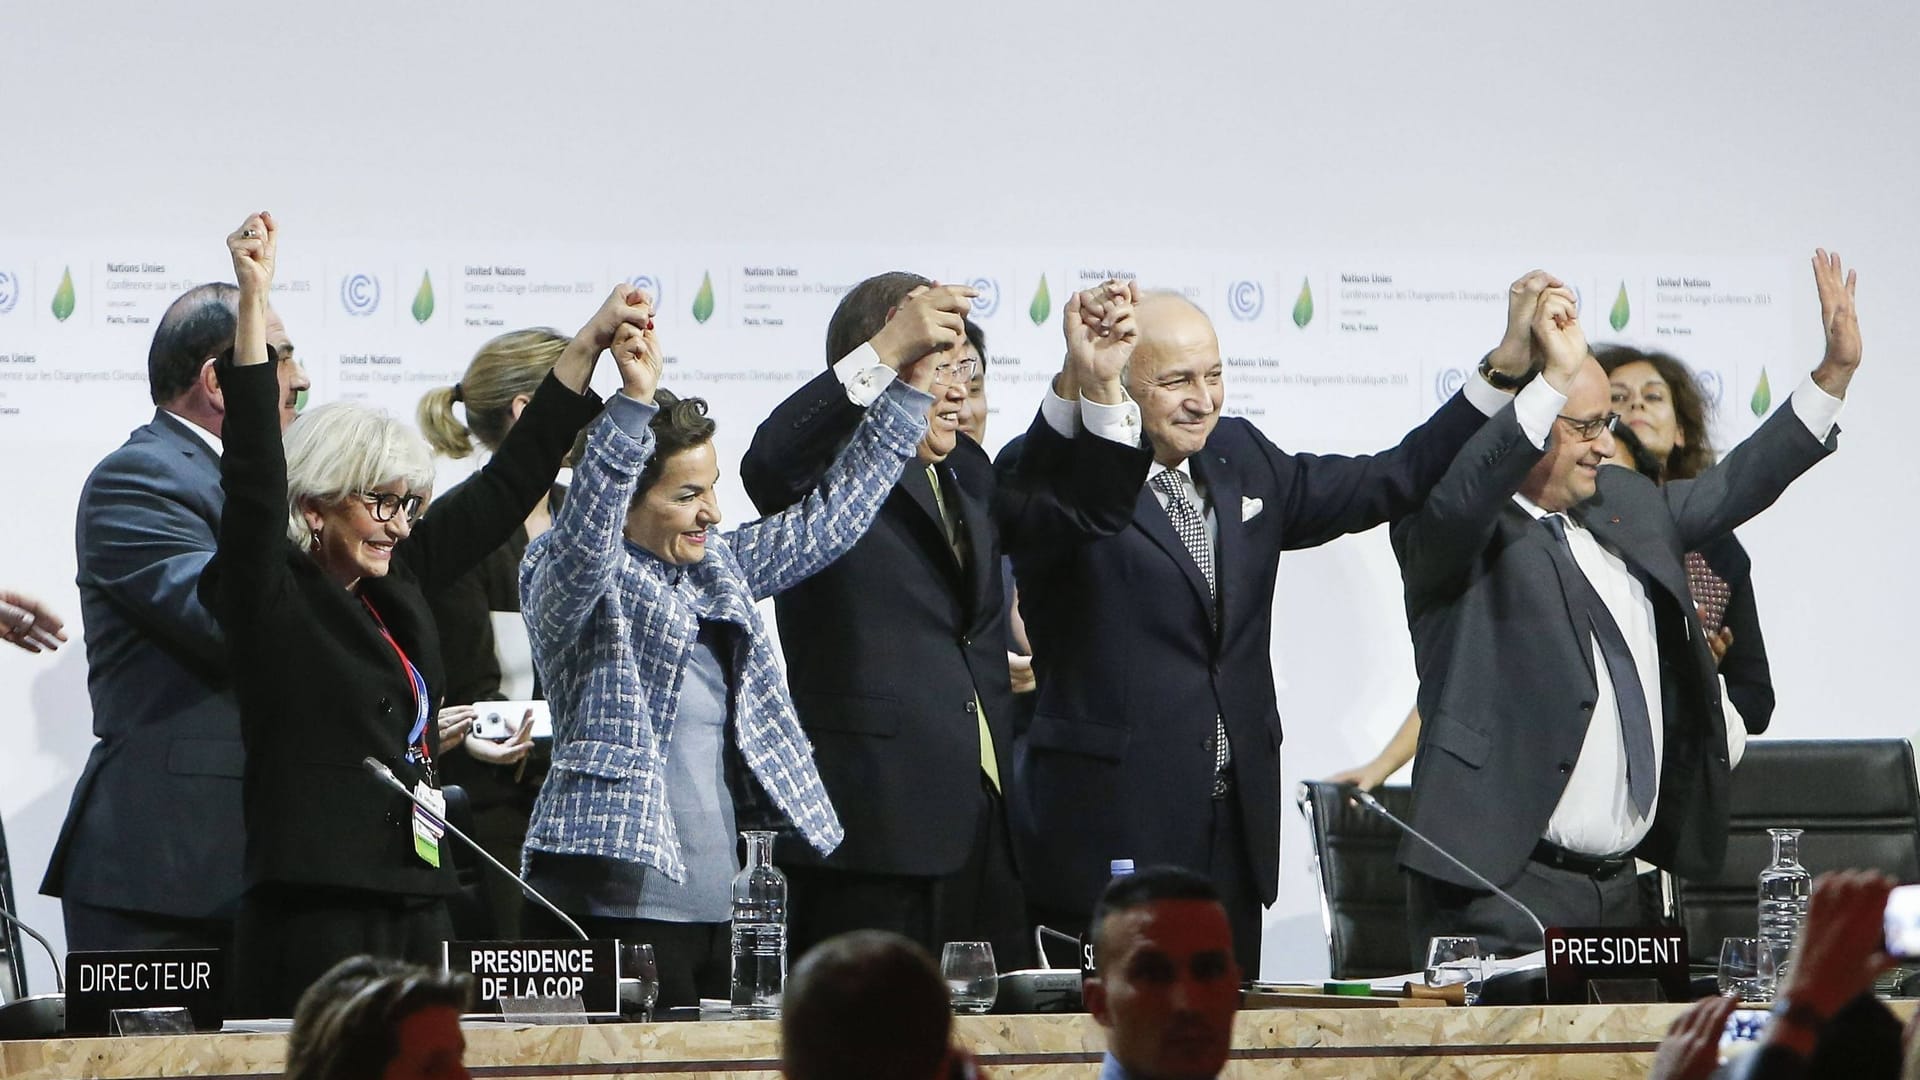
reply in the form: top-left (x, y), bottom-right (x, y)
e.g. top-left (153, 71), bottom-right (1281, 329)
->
top-left (1462, 369), bottom-right (1512, 417)
top-left (1511, 377), bottom-right (1567, 450)
top-left (1040, 382), bottom-right (1079, 437)
top-left (833, 342), bottom-right (896, 407)
top-left (1788, 375), bottom-right (1844, 441)
top-left (1079, 395), bottom-right (1142, 446)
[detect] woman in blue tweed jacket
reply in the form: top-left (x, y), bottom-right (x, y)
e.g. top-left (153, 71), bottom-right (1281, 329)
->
top-left (518, 313), bottom-right (938, 1005)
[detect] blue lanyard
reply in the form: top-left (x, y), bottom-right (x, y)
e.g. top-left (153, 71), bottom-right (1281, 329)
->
top-left (361, 598), bottom-right (433, 768)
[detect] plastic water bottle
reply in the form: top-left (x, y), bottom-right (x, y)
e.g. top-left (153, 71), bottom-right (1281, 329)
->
top-left (1080, 859), bottom-right (1138, 980)
top-left (730, 830), bottom-right (787, 1018)
top-left (1756, 827), bottom-right (1811, 987)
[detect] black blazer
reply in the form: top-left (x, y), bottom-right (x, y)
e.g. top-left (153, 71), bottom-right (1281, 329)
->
top-left (201, 363), bottom-right (598, 897)
top-left (1389, 400), bottom-right (1834, 890)
top-left (741, 369), bottom-right (1150, 877)
top-left (1001, 393), bottom-right (1487, 916)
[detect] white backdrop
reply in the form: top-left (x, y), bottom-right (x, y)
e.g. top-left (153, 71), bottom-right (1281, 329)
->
top-left (2, 1), bottom-right (1914, 992)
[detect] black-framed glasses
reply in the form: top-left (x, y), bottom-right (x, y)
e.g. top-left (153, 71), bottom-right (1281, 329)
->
top-left (1557, 411), bottom-right (1620, 440)
top-left (360, 491), bottom-right (424, 522)
top-left (933, 358), bottom-right (982, 385)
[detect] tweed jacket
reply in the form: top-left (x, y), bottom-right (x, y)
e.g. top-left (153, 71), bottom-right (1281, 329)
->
top-left (521, 380), bottom-right (931, 881)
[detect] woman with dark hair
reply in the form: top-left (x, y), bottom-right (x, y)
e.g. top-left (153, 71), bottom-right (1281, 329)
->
top-left (204, 211), bottom-right (645, 1015)
top-left (1331, 344), bottom-right (1772, 789)
top-left (285, 956), bottom-right (472, 1080)
top-left (518, 309), bottom-right (937, 1007)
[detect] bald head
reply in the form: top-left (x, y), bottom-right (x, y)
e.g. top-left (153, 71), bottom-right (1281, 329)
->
top-left (1127, 292), bottom-right (1223, 467)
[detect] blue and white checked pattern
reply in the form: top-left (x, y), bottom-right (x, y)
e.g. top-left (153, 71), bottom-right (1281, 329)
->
top-left (520, 381), bottom-right (930, 882)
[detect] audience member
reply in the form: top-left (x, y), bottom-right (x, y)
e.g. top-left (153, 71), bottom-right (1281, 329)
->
top-left (418, 328), bottom-right (570, 937)
top-left (1083, 866), bottom-right (1240, 1080)
top-left (285, 955), bottom-right (473, 1080)
top-left (781, 929), bottom-right (967, 1080)
top-left (41, 275), bottom-right (308, 956)
top-left (0, 590), bottom-right (67, 653)
top-left (741, 276), bottom-right (1150, 966)
top-left (518, 303), bottom-right (933, 1006)
top-left (203, 212), bottom-right (625, 1015)
top-left (1391, 253), bottom-right (1857, 961)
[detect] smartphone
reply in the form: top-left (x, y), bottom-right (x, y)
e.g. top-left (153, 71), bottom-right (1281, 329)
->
top-left (470, 700), bottom-right (552, 741)
top-left (1883, 883), bottom-right (1920, 960)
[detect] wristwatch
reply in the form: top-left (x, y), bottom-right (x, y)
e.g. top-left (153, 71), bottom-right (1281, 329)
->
top-left (1477, 352), bottom-right (1533, 391)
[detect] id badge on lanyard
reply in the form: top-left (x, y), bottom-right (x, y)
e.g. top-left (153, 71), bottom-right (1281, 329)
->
top-left (363, 598), bottom-right (444, 867)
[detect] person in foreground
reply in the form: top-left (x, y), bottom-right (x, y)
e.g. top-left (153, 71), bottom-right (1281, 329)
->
top-left (203, 211), bottom-right (635, 1015)
top-left (518, 295), bottom-right (934, 1006)
top-left (780, 930), bottom-right (974, 1080)
top-left (285, 955), bottom-right (473, 1080)
top-left (1084, 866), bottom-right (1241, 1080)
top-left (1392, 251), bottom-right (1859, 961)
top-left (1649, 871), bottom-right (1899, 1080)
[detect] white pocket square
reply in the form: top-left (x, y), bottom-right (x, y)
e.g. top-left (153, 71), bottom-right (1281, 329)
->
top-left (1241, 496), bottom-right (1264, 522)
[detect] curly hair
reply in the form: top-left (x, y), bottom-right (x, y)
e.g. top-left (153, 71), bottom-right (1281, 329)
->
top-left (636, 388), bottom-right (719, 496)
top-left (284, 956), bottom-right (472, 1080)
top-left (1593, 344), bottom-right (1717, 480)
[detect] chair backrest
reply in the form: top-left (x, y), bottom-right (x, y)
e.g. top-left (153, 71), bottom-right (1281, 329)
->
top-left (1296, 780), bottom-right (1414, 979)
top-left (1673, 739), bottom-right (1920, 965)
top-left (0, 814), bottom-right (26, 1000)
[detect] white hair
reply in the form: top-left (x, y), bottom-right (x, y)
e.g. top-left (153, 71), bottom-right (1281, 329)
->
top-left (282, 402), bottom-right (436, 545)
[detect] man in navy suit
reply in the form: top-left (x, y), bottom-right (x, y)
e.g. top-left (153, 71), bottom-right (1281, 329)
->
top-left (1005, 282), bottom-right (1541, 973)
top-left (42, 283), bottom-right (309, 952)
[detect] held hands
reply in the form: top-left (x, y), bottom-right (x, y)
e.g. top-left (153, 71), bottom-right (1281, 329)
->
top-left (579, 284), bottom-right (655, 356)
top-left (1530, 284), bottom-right (1587, 392)
top-left (869, 284), bottom-right (975, 372)
top-left (611, 319), bottom-right (663, 405)
top-left (1485, 270), bottom-right (1565, 382)
top-left (1062, 279), bottom-right (1137, 405)
top-left (0, 589), bottom-right (68, 654)
top-left (1810, 249), bottom-right (1861, 398)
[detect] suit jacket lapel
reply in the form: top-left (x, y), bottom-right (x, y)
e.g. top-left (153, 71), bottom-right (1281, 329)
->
top-left (947, 459), bottom-right (999, 627)
top-left (1192, 450), bottom-right (1240, 637)
top-left (1575, 494), bottom-right (1690, 609)
top-left (1515, 504), bottom-right (1597, 683)
top-left (150, 410), bottom-right (224, 487)
top-left (1133, 480), bottom-right (1213, 619)
top-left (902, 464), bottom-right (965, 593)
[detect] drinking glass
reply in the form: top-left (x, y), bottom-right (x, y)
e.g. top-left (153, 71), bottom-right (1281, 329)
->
top-left (1424, 936), bottom-right (1485, 1004)
top-left (941, 941), bottom-right (998, 1014)
top-left (620, 943), bottom-right (661, 1021)
top-left (1717, 937), bottom-right (1766, 1002)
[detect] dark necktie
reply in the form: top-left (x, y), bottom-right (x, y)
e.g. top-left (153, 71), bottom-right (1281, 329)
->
top-left (1151, 470), bottom-right (1231, 795)
top-left (1541, 514), bottom-right (1657, 818)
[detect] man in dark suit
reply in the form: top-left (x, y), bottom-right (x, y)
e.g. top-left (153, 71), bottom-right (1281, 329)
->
top-left (741, 274), bottom-right (1152, 966)
top-left (1004, 284), bottom-right (1538, 974)
top-left (41, 283), bottom-right (309, 952)
top-left (1391, 252), bottom-right (1858, 960)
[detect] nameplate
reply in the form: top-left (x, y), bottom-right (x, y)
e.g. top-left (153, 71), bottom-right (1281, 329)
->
top-left (64, 948), bottom-right (224, 1034)
top-left (444, 939), bottom-right (619, 1016)
top-left (1544, 926), bottom-right (1689, 1004)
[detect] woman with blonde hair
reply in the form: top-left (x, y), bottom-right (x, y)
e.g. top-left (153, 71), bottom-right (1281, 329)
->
top-left (203, 210), bottom-right (646, 1015)
top-left (417, 328), bottom-right (571, 938)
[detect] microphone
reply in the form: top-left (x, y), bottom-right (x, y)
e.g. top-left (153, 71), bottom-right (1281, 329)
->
top-left (361, 757), bottom-right (588, 941)
top-left (1341, 783), bottom-right (1546, 941)
top-left (0, 895), bottom-right (63, 994)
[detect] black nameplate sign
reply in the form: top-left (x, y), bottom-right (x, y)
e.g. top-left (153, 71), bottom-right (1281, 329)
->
top-left (64, 948), bottom-right (224, 1034)
top-left (444, 939), bottom-right (619, 1016)
top-left (1544, 926), bottom-right (1689, 1004)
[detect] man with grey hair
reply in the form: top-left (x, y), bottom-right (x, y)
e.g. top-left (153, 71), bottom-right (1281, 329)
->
top-left (1003, 277), bottom-right (1553, 973)
top-left (41, 282), bottom-right (309, 953)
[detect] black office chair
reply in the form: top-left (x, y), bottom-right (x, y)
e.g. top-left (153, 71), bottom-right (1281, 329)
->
top-left (1296, 780), bottom-right (1414, 979)
top-left (0, 815), bottom-right (27, 1000)
top-left (1671, 739), bottom-right (1920, 965)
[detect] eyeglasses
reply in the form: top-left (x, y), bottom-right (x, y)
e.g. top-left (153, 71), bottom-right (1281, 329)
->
top-left (932, 358), bottom-right (981, 385)
top-left (1557, 411), bottom-right (1620, 441)
top-left (360, 491), bottom-right (424, 522)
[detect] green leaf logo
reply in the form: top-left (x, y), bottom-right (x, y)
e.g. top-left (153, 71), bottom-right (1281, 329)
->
top-left (1750, 367), bottom-right (1772, 417)
top-left (51, 266), bottom-right (76, 322)
top-left (1291, 276), bottom-right (1314, 329)
top-left (691, 271), bottom-right (715, 324)
top-left (1029, 274), bottom-right (1051, 326)
top-left (1609, 281), bottom-right (1631, 332)
top-left (410, 271), bottom-right (435, 324)
top-left (294, 388), bottom-right (309, 413)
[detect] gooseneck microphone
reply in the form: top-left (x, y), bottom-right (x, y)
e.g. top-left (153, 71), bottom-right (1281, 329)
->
top-left (1342, 783), bottom-right (1547, 941)
top-left (361, 757), bottom-right (589, 941)
top-left (0, 898), bottom-right (63, 993)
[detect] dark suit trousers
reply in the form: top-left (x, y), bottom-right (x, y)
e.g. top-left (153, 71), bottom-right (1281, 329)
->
top-left (63, 899), bottom-right (233, 956)
top-left (231, 883), bottom-right (452, 1018)
top-left (785, 778), bottom-right (1032, 970)
top-left (1405, 861), bottom-right (1641, 969)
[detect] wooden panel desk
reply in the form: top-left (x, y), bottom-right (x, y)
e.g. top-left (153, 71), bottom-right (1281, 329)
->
top-left (1, 1001), bottom-right (1722, 1079)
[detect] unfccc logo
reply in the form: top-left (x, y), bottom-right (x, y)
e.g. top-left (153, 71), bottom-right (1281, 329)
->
top-left (1435, 367), bottom-right (1467, 402)
top-left (340, 273), bottom-right (381, 316)
top-left (629, 275), bottom-right (663, 306)
top-left (1227, 280), bottom-right (1264, 322)
top-left (966, 277), bottom-right (999, 318)
top-left (0, 271), bottom-right (18, 315)
top-left (1696, 369), bottom-right (1725, 409)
